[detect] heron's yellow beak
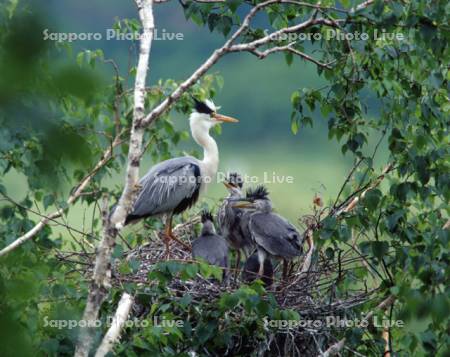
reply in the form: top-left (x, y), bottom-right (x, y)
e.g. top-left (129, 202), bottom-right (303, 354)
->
top-left (232, 202), bottom-right (254, 209)
top-left (212, 112), bottom-right (239, 123)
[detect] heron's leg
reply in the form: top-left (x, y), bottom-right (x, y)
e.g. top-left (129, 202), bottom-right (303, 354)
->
top-left (257, 249), bottom-right (266, 277)
top-left (165, 215), bottom-right (191, 252)
top-left (163, 216), bottom-right (173, 260)
top-left (282, 259), bottom-right (288, 281)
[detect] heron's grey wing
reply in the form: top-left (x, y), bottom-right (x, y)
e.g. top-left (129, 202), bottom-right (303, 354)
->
top-left (249, 213), bottom-right (302, 259)
top-left (238, 210), bottom-right (255, 254)
top-left (127, 157), bottom-right (201, 222)
top-left (233, 207), bottom-right (255, 253)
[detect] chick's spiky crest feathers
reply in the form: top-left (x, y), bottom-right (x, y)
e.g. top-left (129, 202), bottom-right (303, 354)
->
top-left (200, 209), bottom-right (214, 223)
top-left (246, 185), bottom-right (269, 200)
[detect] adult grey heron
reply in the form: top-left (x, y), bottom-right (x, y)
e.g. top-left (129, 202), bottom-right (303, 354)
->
top-left (241, 251), bottom-right (274, 287)
top-left (234, 185), bottom-right (303, 281)
top-left (217, 172), bottom-right (254, 274)
top-left (123, 98), bottom-right (238, 257)
top-left (192, 210), bottom-right (229, 278)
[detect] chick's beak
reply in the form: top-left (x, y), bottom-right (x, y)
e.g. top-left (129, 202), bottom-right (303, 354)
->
top-left (212, 112), bottom-right (239, 123)
top-left (223, 181), bottom-right (235, 189)
top-left (232, 200), bottom-right (255, 209)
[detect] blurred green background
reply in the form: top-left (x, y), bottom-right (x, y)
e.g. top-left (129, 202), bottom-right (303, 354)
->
top-left (4, 0), bottom-right (387, 229)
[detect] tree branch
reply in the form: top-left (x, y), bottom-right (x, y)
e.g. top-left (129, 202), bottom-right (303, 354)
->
top-left (0, 132), bottom-right (123, 258)
top-left (334, 162), bottom-right (395, 216)
top-left (74, 1), bottom-right (155, 356)
top-left (244, 41), bottom-right (333, 69)
top-left (139, 0), bottom-right (280, 127)
top-left (320, 338), bottom-right (346, 357)
top-left (95, 293), bottom-right (134, 357)
top-left (139, 0), bottom-right (381, 128)
top-left (319, 294), bottom-right (395, 357)
top-left (0, 0), bottom-right (380, 260)
top-left (110, 0), bottom-right (155, 230)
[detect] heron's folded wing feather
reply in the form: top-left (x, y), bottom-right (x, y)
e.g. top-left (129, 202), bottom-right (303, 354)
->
top-left (130, 157), bottom-right (201, 218)
top-left (250, 213), bottom-right (302, 258)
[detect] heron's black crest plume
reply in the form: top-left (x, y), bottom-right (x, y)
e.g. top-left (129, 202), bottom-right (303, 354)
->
top-left (201, 210), bottom-right (214, 223)
top-left (246, 185), bottom-right (269, 200)
top-left (227, 172), bottom-right (243, 188)
top-left (193, 97), bottom-right (214, 114)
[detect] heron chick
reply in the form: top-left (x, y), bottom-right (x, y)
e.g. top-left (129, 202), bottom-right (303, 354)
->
top-left (192, 210), bottom-right (229, 278)
top-left (217, 172), bottom-right (254, 275)
top-left (234, 185), bottom-right (303, 281)
top-left (113, 98), bottom-right (238, 258)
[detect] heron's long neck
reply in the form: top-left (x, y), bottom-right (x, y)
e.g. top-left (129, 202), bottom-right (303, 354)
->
top-left (191, 121), bottom-right (219, 179)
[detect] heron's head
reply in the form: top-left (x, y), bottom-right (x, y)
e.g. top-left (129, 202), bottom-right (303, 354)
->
top-left (189, 98), bottom-right (238, 133)
top-left (223, 172), bottom-right (243, 196)
top-left (200, 209), bottom-right (216, 234)
top-left (232, 185), bottom-right (272, 212)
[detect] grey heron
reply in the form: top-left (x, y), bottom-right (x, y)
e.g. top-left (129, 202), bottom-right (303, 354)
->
top-left (234, 185), bottom-right (303, 281)
top-left (122, 98), bottom-right (238, 257)
top-left (217, 172), bottom-right (254, 275)
top-left (192, 210), bottom-right (229, 278)
top-left (241, 251), bottom-right (274, 287)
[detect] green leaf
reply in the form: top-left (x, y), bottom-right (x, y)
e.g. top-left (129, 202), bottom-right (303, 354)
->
top-left (371, 241), bottom-right (389, 260)
top-left (291, 114), bottom-right (299, 135)
top-left (76, 52), bottom-right (84, 67)
top-left (363, 189), bottom-right (382, 211)
top-left (290, 90), bottom-right (301, 107)
top-left (415, 156), bottom-right (430, 184)
top-left (6, 0), bottom-right (19, 18)
top-left (284, 51), bottom-right (293, 66)
top-left (43, 194), bottom-right (54, 209)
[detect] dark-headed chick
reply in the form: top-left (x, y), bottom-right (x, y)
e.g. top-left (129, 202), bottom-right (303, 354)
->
top-left (192, 210), bottom-right (229, 279)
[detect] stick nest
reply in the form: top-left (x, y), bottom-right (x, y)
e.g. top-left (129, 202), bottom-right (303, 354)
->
top-left (57, 218), bottom-right (378, 355)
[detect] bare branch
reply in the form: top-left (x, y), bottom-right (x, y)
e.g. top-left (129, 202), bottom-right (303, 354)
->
top-left (287, 47), bottom-right (334, 69)
top-left (189, 0), bottom-right (225, 2)
top-left (75, 1), bottom-right (155, 356)
top-left (159, 0), bottom-right (225, 3)
top-left (244, 41), bottom-right (333, 69)
top-left (138, 0), bottom-right (378, 127)
top-left (110, 0), bottom-right (155, 229)
top-left (320, 338), bottom-right (346, 357)
top-left (363, 294), bottom-right (396, 322)
top-left (247, 42), bottom-right (296, 58)
top-left (382, 325), bottom-right (391, 357)
top-left (443, 218), bottom-right (450, 230)
top-left (0, 193), bottom-right (96, 249)
top-left (140, 0), bottom-right (279, 127)
top-left (319, 294), bottom-right (395, 357)
top-left (0, 132), bottom-right (123, 258)
top-left (335, 163), bottom-right (395, 216)
top-left (280, 0), bottom-right (349, 13)
top-left (229, 17), bottom-right (340, 53)
top-left (300, 230), bottom-right (314, 274)
top-left (95, 293), bottom-right (134, 357)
